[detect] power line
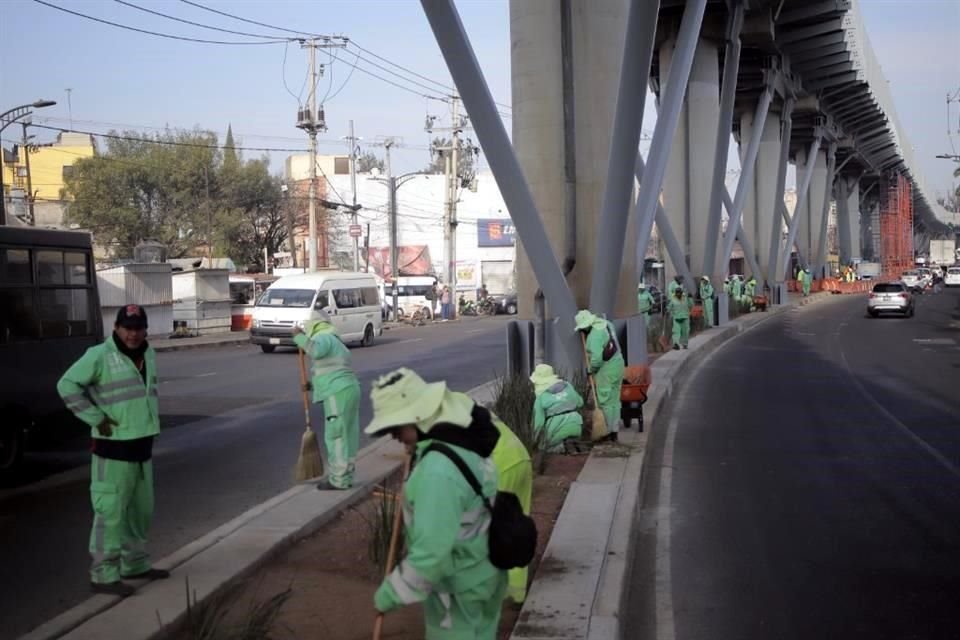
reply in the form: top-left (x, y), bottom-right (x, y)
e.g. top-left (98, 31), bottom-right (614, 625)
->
top-left (33, 0), bottom-right (290, 45)
top-left (111, 0), bottom-right (294, 41)
top-left (178, 0), bottom-right (321, 39)
top-left (324, 49), bottom-right (360, 104)
top-left (30, 124), bottom-right (311, 152)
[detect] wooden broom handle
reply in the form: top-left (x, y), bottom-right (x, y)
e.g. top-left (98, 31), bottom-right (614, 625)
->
top-left (373, 453), bottom-right (412, 640)
top-left (297, 349), bottom-right (312, 431)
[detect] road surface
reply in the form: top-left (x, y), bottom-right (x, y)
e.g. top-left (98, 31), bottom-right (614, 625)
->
top-left (626, 289), bottom-right (960, 639)
top-left (0, 317), bottom-right (510, 638)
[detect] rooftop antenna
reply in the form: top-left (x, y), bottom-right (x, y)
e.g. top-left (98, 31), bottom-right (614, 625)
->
top-left (65, 88), bottom-right (73, 130)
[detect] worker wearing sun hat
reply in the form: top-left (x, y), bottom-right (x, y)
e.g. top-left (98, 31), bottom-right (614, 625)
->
top-left (529, 364), bottom-right (583, 453)
top-left (367, 368), bottom-right (507, 639)
top-left (291, 310), bottom-right (360, 490)
top-left (574, 309), bottom-right (625, 442)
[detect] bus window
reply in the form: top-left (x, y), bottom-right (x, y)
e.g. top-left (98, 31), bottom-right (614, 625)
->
top-left (38, 250), bottom-right (66, 284)
top-left (65, 251), bottom-right (89, 285)
top-left (2, 249), bottom-right (31, 283)
top-left (0, 289), bottom-right (40, 342)
top-left (39, 289), bottom-right (93, 338)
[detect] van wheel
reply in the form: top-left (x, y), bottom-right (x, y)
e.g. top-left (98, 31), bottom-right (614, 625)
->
top-left (361, 325), bottom-right (375, 347)
top-left (506, 302), bottom-right (518, 315)
top-left (260, 344), bottom-right (276, 353)
top-left (0, 417), bottom-right (25, 475)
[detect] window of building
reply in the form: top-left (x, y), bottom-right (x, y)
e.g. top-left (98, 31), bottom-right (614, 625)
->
top-left (62, 165), bottom-right (75, 180)
top-left (334, 157), bottom-right (350, 175)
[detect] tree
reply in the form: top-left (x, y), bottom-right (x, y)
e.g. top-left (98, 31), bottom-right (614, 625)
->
top-left (216, 158), bottom-right (289, 270)
top-left (63, 130), bottom-right (221, 258)
top-left (356, 151), bottom-right (385, 174)
top-left (421, 136), bottom-right (477, 181)
top-left (223, 124), bottom-right (239, 173)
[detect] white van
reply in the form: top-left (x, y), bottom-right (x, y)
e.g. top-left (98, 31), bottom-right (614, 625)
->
top-left (250, 271), bottom-right (382, 353)
top-left (395, 276), bottom-right (437, 319)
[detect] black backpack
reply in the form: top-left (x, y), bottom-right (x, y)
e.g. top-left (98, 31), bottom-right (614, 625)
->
top-left (425, 442), bottom-right (537, 570)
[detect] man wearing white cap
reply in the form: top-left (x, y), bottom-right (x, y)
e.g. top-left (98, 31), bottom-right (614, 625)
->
top-left (366, 368), bottom-right (507, 638)
top-left (529, 364), bottom-right (583, 452)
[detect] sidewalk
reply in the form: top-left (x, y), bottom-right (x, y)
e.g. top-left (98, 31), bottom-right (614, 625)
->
top-left (21, 382), bottom-right (499, 640)
top-left (150, 331), bottom-right (251, 353)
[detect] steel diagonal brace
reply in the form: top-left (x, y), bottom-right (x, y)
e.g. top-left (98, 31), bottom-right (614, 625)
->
top-left (624, 0), bottom-right (708, 309)
top-left (590, 0), bottom-right (660, 317)
top-left (721, 190), bottom-right (763, 279)
top-left (718, 85), bottom-right (774, 276)
top-left (633, 156), bottom-right (697, 295)
top-left (420, 0), bottom-right (579, 363)
top-left (781, 135), bottom-right (823, 277)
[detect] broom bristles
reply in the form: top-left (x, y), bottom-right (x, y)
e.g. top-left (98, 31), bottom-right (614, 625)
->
top-left (591, 407), bottom-right (608, 441)
top-left (295, 427), bottom-right (324, 482)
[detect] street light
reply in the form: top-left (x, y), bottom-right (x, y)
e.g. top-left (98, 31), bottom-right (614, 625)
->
top-left (1, 99), bottom-right (57, 225)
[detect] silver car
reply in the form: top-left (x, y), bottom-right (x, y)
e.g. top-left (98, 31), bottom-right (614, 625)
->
top-left (867, 282), bottom-right (914, 318)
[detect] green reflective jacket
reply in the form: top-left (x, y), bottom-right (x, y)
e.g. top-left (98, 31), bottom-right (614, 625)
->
top-left (57, 338), bottom-right (160, 441)
top-left (585, 319), bottom-right (622, 375)
top-left (668, 295), bottom-right (693, 320)
top-left (491, 417), bottom-right (531, 477)
top-left (374, 439), bottom-right (503, 612)
top-left (700, 282), bottom-right (714, 300)
top-left (294, 332), bottom-right (358, 400)
top-left (532, 381), bottom-right (584, 449)
top-left (637, 290), bottom-right (655, 315)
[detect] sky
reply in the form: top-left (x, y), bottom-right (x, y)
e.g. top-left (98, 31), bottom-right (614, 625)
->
top-left (1, 0), bottom-right (957, 198)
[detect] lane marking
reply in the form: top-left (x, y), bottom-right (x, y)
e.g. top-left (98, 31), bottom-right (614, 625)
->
top-left (465, 329), bottom-right (484, 334)
top-left (195, 372), bottom-right (216, 378)
top-left (655, 416), bottom-right (678, 640)
top-left (837, 337), bottom-right (960, 480)
top-left (392, 338), bottom-right (423, 346)
top-left (912, 338), bottom-right (956, 346)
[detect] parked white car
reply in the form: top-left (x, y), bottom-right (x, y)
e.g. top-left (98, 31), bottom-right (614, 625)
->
top-left (945, 267), bottom-right (960, 287)
top-left (251, 271), bottom-right (382, 352)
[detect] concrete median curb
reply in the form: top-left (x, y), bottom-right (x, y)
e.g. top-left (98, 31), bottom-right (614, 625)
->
top-left (151, 335), bottom-right (251, 353)
top-left (510, 297), bottom-right (824, 640)
top-left (20, 381), bottom-right (498, 640)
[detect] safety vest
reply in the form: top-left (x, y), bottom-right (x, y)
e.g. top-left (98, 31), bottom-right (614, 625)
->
top-left (294, 332), bottom-right (358, 400)
top-left (57, 338), bottom-right (160, 441)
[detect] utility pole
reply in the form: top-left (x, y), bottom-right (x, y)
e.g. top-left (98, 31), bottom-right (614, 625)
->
top-left (346, 119), bottom-right (360, 271)
top-left (427, 96), bottom-right (473, 315)
top-left (295, 36), bottom-right (346, 272)
top-left (21, 122), bottom-right (35, 226)
top-left (389, 176), bottom-right (399, 321)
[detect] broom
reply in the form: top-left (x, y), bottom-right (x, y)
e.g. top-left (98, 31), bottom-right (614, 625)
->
top-left (581, 333), bottom-right (608, 442)
top-left (373, 454), bottom-right (412, 640)
top-left (294, 348), bottom-right (324, 482)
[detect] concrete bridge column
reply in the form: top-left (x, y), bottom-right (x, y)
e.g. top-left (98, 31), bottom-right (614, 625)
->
top-left (796, 147), bottom-right (828, 270)
top-left (739, 106), bottom-right (783, 280)
top-left (661, 36), bottom-right (721, 282)
top-left (836, 175), bottom-right (861, 264)
top-left (510, 0), bottom-right (635, 319)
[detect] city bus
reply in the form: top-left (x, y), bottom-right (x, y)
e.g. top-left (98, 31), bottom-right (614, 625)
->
top-left (0, 226), bottom-right (103, 474)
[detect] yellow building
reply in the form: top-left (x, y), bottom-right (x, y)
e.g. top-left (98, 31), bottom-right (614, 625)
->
top-left (1, 132), bottom-right (95, 227)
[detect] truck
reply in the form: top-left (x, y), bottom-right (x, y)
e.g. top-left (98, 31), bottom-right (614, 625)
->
top-left (929, 238), bottom-right (957, 266)
top-left (856, 261), bottom-right (882, 280)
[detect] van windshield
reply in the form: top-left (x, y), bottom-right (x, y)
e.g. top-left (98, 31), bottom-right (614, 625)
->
top-left (257, 289), bottom-right (315, 308)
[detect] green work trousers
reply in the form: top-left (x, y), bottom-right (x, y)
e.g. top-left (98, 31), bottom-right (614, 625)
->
top-left (594, 356), bottom-right (625, 434)
top-left (802, 280), bottom-right (811, 296)
top-left (703, 297), bottom-right (714, 327)
top-left (89, 455), bottom-right (154, 584)
top-left (423, 573), bottom-right (507, 640)
top-left (321, 381), bottom-right (361, 489)
top-left (672, 317), bottom-right (690, 347)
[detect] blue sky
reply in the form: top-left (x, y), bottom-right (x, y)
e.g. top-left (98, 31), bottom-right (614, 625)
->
top-left (1, 0), bottom-right (957, 197)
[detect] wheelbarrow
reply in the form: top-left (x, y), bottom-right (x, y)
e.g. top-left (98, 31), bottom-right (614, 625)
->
top-left (752, 294), bottom-right (769, 311)
top-left (621, 365), bottom-right (651, 432)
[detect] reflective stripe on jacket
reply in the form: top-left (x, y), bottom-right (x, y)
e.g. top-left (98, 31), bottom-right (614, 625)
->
top-left (57, 338), bottom-right (159, 441)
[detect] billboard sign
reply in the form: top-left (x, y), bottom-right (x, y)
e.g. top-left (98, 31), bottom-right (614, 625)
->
top-left (477, 218), bottom-right (516, 247)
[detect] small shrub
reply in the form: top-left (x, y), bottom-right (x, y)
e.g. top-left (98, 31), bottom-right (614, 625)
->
top-left (491, 372), bottom-right (543, 462)
top-left (177, 576), bottom-right (292, 640)
top-left (361, 478), bottom-right (405, 574)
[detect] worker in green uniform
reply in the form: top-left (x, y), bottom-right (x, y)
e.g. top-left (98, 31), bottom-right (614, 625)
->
top-left (490, 418), bottom-right (533, 605)
top-left (699, 276), bottom-right (715, 327)
top-left (366, 368), bottom-right (507, 639)
top-left (637, 282), bottom-right (657, 340)
top-left (57, 304), bottom-right (170, 597)
top-left (529, 364), bottom-right (583, 452)
top-left (801, 267), bottom-right (812, 297)
top-left (292, 311), bottom-right (360, 490)
top-left (667, 274), bottom-right (683, 298)
top-left (575, 310), bottom-right (625, 442)
top-left (744, 275), bottom-right (757, 310)
top-left (731, 274), bottom-right (743, 300)
top-left (667, 286), bottom-right (694, 350)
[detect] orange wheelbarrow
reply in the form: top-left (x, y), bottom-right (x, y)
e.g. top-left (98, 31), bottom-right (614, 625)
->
top-left (621, 365), bottom-right (651, 432)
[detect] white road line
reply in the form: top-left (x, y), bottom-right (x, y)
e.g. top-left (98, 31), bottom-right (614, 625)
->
top-left (195, 372), bottom-right (216, 378)
top-left (392, 338), bottom-right (424, 346)
top-left (465, 329), bottom-right (484, 334)
top-left (655, 417), bottom-right (678, 640)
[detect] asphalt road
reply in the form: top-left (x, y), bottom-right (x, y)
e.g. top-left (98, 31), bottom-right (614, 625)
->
top-left (626, 288), bottom-right (960, 639)
top-left (0, 316), bottom-right (510, 639)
